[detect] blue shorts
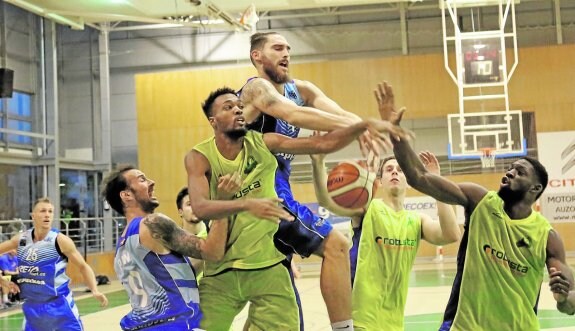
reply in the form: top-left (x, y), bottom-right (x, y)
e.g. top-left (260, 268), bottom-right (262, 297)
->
top-left (276, 196), bottom-right (333, 258)
top-left (22, 294), bottom-right (83, 331)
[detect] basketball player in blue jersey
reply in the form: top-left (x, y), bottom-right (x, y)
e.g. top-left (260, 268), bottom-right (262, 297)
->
top-left (101, 165), bottom-right (233, 331)
top-left (239, 31), bottom-right (372, 330)
top-left (379, 82), bottom-right (575, 329)
top-left (0, 197), bottom-right (108, 331)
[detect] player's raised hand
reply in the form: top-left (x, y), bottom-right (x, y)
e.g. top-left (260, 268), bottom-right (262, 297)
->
top-left (374, 81), bottom-right (406, 125)
top-left (419, 151), bottom-right (440, 175)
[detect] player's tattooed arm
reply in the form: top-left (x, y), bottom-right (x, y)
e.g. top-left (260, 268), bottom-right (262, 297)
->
top-left (143, 213), bottom-right (203, 259)
top-left (242, 78), bottom-right (347, 131)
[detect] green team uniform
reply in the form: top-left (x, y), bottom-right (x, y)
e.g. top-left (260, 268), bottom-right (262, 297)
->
top-left (441, 191), bottom-right (552, 331)
top-left (193, 131), bottom-right (299, 331)
top-left (352, 199), bottom-right (422, 330)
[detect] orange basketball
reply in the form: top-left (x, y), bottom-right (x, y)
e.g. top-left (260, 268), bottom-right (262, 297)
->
top-left (326, 161), bottom-right (377, 210)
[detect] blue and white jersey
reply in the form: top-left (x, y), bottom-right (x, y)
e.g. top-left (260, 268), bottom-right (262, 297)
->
top-left (245, 80), bottom-right (304, 193)
top-left (17, 228), bottom-right (71, 302)
top-left (114, 217), bottom-right (202, 331)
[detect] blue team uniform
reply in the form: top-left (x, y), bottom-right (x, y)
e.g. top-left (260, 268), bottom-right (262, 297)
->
top-left (245, 80), bottom-right (333, 257)
top-left (114, 217), bottom-right (202, 331)
top-left (18, 228), bottom-right (83, 331)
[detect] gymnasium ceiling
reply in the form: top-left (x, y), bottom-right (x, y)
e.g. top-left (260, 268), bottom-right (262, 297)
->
top-left (3, 0), bottom-right (519, 32)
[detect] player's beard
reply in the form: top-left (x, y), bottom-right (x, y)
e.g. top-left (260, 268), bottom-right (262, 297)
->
top-left (139, 198), bottom-right (159, 214)
top-left (497, 185), bottom-right (525, 204)
top-left (262, 57), bottom-right (289, 84)
top-left (225, 128), bottom-right (247, 140)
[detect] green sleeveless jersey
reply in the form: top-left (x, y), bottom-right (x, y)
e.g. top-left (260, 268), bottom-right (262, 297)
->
top-left (451, 191), bottom-right (552, 331)
top-left (193, 131), bottom-right (284, 276)
top-left (352, 199), bottom-right (422, 330)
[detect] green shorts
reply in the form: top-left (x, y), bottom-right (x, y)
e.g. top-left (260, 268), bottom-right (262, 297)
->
top-left (199, 263), bottom-right (299, 331)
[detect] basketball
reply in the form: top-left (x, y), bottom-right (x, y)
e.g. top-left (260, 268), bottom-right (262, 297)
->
top-left (326, 161), bottom-right (377, 210)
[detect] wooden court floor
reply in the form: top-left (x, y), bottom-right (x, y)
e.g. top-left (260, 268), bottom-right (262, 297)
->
top-left (2, 260), bottom-right (575, 330)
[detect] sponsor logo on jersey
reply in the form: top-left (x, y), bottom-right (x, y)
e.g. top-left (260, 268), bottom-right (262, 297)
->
top-left (234, 180), bottom-right (262, 199)
top-left (375, 236), bottom-right (417, 249)
top-left (483, 244), bottom-right (529, 275)
top-left (244, 156), bottom-right (258, 175)
top-left (18, 265), bottom-right (45, 277)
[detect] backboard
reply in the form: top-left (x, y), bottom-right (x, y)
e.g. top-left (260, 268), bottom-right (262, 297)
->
top-left (447, 110), bottom-right (527, 160)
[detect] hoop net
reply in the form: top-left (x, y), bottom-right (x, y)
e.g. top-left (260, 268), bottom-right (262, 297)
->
top-left (480, 148), bottom-right (496, 168)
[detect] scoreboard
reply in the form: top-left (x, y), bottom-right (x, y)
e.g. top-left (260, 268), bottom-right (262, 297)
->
top-left (462, 40), bottom-right (501, 84)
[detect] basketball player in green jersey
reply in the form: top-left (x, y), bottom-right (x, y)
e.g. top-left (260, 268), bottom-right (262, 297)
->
top-left (310, 150), bottom-right (459, 330)
top-left (185, 87), bottom-right (405, 330)
top-left (378, 81), bottom-right (575, 330)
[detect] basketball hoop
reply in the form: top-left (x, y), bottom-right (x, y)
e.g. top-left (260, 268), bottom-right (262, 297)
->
top-left (480, 148), bottom-right (496, 168)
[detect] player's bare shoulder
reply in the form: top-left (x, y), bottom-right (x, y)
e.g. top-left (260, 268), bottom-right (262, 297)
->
top-left (241, 78), bottom-right (281, 122)
top-left (240, 77), bottom-right (273, 103)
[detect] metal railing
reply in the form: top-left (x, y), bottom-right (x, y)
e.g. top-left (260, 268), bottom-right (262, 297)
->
top-left (0, 217), bottom-right (126, 254)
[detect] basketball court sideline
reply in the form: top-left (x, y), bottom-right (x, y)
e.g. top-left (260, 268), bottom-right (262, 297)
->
top-left (2, 259), bottom-right (574, 331)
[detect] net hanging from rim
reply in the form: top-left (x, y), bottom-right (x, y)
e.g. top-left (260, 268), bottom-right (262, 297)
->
top-left (480, 148), bottom-right (496, 168)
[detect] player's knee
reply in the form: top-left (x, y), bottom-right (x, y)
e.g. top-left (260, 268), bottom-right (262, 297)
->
top-left (321, 230), bottom-right (349, 260)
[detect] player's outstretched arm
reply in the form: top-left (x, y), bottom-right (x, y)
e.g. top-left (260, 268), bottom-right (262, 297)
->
top-left (264, 119), bottom-right (407, 156)
top-left (241, 78), bottom-right (350, 131)
top-left (392, 132), bottom-right (485, 208)
top-left (57, 234), bottom-right (108, 307)
top-left (546, 230), bottom-right (575, 315)
top-left (377, 80), bottom-right (485, 208)
top-left (296, 79), bottom-right (362, 122)
top-left (185, 150), bottom-right (293, 223)
top-left (0, 235), bottom-right (19, 255)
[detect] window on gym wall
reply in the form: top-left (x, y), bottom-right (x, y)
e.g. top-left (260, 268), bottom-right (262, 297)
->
top-left (0, 91), bottom-right (33, 145)
top-left (60, 169), bottom-right (103, 252)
